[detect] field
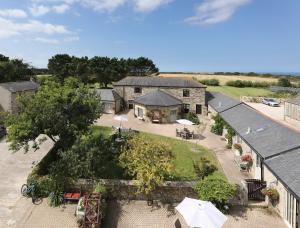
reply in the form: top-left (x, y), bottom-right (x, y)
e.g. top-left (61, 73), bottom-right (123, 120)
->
top-left (160, 73), bottom-right (279, 85)
top-left (206, 86), bottom-right (273, 100)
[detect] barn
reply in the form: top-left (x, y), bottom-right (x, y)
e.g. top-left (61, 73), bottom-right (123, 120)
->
top-left (96, 89), bottom-right (122, 114)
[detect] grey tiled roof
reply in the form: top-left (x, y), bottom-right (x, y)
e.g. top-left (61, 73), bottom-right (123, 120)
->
top-left (0, 81), bottom-right (39, 93)
top-left (113, 77), bottom-right (206, 88)
top-left (96, 89), bottom-right (121, 102)
top-left (286, 95), bottom-right (300, 106)
top-left (134, 90), bottom-right (182, 107)
top-left (265, 148), bottom-right (300, 199)
top-left (220, 104), bottom-right (300, 159)
top-left (207, 92), bottom-right (241, 113)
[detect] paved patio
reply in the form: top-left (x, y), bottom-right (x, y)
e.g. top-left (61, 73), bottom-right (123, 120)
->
top-left (103, 200), bottom-right (287, 228)
top-left (96, 110), bottom-right (250, 184)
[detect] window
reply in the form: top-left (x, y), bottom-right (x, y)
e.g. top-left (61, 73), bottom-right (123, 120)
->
top-left (183, 104), bottom-right (190, 113)
top-left (183, 89), bottom-right (190, 97)
top-left (134, 87), bottom-right (142, 93)
top-left (137, 107), bottom-right (143, 118)
top-left (256, 154), bottom-right (261, 167)
top-left (196, 104), bottom-right (202, 114)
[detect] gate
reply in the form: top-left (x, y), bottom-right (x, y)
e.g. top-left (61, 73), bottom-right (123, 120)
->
top-left (245, 179), bottom-right (266, 201)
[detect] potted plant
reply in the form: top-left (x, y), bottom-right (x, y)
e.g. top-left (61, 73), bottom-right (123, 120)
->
top-left (233, 143), bottom-right (242, 156)
top-left (262, 187), bottom-right (280, 206)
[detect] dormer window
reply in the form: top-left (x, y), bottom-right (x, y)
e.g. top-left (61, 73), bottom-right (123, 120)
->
top-left (134, 87), bottom-right (142, 93)
top-left (183, 89), bottom-right (190, 97)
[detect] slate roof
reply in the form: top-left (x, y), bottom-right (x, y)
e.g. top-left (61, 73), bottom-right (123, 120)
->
top-left (134, 90), bottom-right (182, 107)
top-left (96, 89), bottom-right (121, 102)
top-left (220, 104), bottom-right (300, 159)
top-left (265, 148), bottom-right (300, 200)
top-left (207, 92), bottom-right (241, 113)
top-left (113, 76), bottom-right (206, 88)
top-left (0, 81), bottom-right (39, 93)
top-left (286, 95), bottom-right (300, 106)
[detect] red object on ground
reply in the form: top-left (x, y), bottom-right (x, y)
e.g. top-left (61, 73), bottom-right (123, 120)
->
top-left (65, 192), bottom-right (80, 200)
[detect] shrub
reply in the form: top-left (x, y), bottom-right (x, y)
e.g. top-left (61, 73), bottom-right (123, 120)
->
top-left (211, 114), bottom-right (224, 135)
top-left (195, 177), bottom-right (236, 212)
top-left (48, 191), bottom-right (65, 207)
top-left (241, 154), bottom-right (252, 163)
top-left (199, 79), bottom-right (220, 86)
top-left (233, 144), bottom-right (242, 154)
top-left (27, 173), bottom-right (56, 197)
top-left (185, 112), bottom-right (200, 125)
top-left (226, 80), bottom-right (271, 88)
top-left (93, 182), bottom-right (107, 198)
top-left (193, 157), bottom-right (217, 180)
top-left (278, 78), bottom-right (291, 87)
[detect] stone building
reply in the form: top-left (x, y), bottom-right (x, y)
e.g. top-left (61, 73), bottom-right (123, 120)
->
top-left (285, 95), bottom-right (300, 124)
top-left (209, 92), bottom-right (300, 228)
top-left (0, 81), bottom-right (39, 114)
top-left (96, 89), bottom-right (122, 114)
top-left (113, 76), bottom-right (206, 123)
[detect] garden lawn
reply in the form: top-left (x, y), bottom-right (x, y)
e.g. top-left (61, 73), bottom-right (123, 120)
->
top-left (207, 86), bottom-right (273, 100)
top-left (93, 126), bottom-right (225, 181)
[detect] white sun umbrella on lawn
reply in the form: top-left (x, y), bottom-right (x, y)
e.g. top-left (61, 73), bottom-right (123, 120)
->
top-left (113, 115), bottom-right (128, 128)
top-left (176, 197), bottom-right (227, 228)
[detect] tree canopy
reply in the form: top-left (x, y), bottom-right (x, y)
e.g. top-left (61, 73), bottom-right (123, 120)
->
top-left (119, 134), bottom-right (173, 195)
top-left (0, 54), bottom-right (33, 83)
top-left (6, 77), bottom-right (102, 152)
top-left (48, 54), bottom-right (159, 86)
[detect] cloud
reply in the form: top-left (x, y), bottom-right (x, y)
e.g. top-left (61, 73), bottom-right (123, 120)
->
top-left (185, 0), bottom-right (250, 26)
top-left (0, 17), bottom-right (70, 39)
top-left (53, 4), bottom-right (71, 13)
top-left (34, 35), bottom-right (79, 44)
top-left (34, 37), bottom-right (60, 44)
top-left (0, 9), bottom-right (28, 18)
top-left (29, 5), bottom-right (51, 17)
top-left (81, 0), bottom-right (126, 12)
top-left (133, 0), bottom-right (173, 12)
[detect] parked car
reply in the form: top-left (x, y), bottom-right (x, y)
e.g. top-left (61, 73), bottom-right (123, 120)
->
top-left (0, 125), bottom-right (6, 138)
top-left (262, 98), bottom-right (280, 107)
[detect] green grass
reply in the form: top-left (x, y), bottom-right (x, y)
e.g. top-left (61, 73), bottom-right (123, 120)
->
top-left (93, 126), bottom-right (225, 181)
top-left (207, 86), bottom-right (273, 100)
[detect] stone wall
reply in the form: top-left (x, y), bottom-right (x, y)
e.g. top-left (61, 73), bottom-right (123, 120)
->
top-left (73, 179), bottom-right (198, 203)
top-left (0, 86), bottom-right (12, 112)
top-left (114, 86), bottom-right (207, 115)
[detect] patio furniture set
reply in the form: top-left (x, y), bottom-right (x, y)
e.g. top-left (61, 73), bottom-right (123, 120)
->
top-left (176, 128), bottom-right (195, 140)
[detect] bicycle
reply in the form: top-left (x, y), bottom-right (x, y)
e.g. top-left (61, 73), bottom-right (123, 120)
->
top-left (21, 184), bottom-right (42, 205)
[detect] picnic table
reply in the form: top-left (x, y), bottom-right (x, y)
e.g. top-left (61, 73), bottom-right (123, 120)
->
top-left (176, 128), bottom-right (195, 140)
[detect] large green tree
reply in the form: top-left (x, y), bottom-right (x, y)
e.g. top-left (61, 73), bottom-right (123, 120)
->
top-left (0, 54), bottom-right (33, 82)
top-left (127, 57), bottom-right (159, 76)
top-left (119, 135), bottom-right (173, 195)
top-left (48, 54), bottom-right (73, 83)
top-left (6, 77), bottom-right (102, 152)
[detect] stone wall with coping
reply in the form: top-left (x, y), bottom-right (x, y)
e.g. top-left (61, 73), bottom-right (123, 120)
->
top-left (114, 86), bottom-right (207, 115)
top-left (73, 179), bottom-right (198, 203)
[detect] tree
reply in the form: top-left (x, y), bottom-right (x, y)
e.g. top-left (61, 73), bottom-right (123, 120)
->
top-left (195, 177), bottom-right (236, 212)
top-left (278, 78), bottom-right (291, 87)
top-left (119, 135), bottom-right (173, 195)
top-left (70, 56), bottom-right (90, 84)
top-left (6, 77), bottom-right (102, 152)
top-left (0, 54), bottom-right (33, 82)
top-left (193, 157), bottom-right (217, 180)
top-left (127, 57), bottom-right (159, 76)
top-left (48, 54), bottom-right (73, 83)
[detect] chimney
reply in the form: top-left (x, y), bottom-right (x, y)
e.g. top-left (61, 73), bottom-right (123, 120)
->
top-left (246, 127), bottom-right (252, 134)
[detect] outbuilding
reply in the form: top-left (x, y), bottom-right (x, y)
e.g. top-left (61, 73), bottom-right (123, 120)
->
top-left (96, 89), bottom-right (122, 114)
top-left (0, 81), bottom-right (39, 114)
top-left (285, 95), bottom-right (300, 123)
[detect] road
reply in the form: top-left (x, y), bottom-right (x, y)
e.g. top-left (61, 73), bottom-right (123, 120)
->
top-left (0, 136), bottom-right (53, 227)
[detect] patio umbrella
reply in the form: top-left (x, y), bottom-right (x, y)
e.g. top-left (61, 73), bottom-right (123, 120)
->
top-left (176, 119), bottom-right (195, 126)
top-left (175, 197), bottom-right (227, 228)
top-left (113, 115), bottom-right (128, 128)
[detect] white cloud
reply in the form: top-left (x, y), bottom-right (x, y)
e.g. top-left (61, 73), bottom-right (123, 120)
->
top-left (185, 0), bottom-right (250, 26)
top-left (81, 0), bottom-right (126, 12)
top-left (53, 4), bottom-right (71, 14)
top-left (34, 37), bottom-right (60, 44)
top-left (0, 9), bottom-right (28, 18)
top-left (133, 0), bottom-right (173, 12)
top-left (0, 17), bottom-right (70, 39)
top-left (29, 5), bottom-right (51, 17)
top-left (63, 36), bottom-right (79, 42)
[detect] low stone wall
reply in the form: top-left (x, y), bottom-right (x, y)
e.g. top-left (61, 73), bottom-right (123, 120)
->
top-left (73, 179), bottom-right (198, 203)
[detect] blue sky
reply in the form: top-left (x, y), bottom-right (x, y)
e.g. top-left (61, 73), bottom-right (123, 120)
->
top-left (0, 0), bottom-right (299, 73)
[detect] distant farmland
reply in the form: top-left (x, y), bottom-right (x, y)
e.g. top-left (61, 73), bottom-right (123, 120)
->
top-left (159, 73), bottom-right (279, 85)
